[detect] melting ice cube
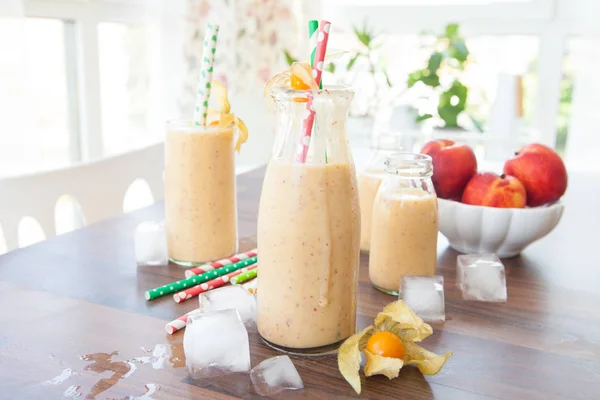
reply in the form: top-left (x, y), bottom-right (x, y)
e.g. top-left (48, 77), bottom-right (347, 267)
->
top-left (457, 254), bottom-right (507, 302)
top-left (400, 275), bottom-right (445, 322)
top-left (183, 309), bottom-right (250, 378)
top-left (134, 221), bottom-right (168, 266)
top-left (250, 355), bottom-right (304, 396)
top-left (199, 285), bottom-right (257, 330)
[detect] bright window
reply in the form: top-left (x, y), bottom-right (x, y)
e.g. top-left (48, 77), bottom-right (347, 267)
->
top-left (0, 17), bottom-right (71, 177)
top-left (98, 22), bottom-right (155, 157)
top-left (558, 36), bottom-right (600, 169)
top-left (332, 0), bottom-right (536, 4)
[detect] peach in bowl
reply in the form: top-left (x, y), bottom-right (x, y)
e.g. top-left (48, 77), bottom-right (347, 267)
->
top-left (438, 172), bottom-right (564, 258)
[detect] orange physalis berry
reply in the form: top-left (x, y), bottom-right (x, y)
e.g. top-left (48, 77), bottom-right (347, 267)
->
top-left (365, 331), bottom-right (405, 359)
top-left (291, 73), bottom-right (310, 90)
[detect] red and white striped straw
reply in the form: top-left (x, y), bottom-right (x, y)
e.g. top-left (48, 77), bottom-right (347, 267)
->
top-left (165, 308), bottom-right (202, 335)
top-left (296, 20), bottom-right (331, 163)
top-left (184, 248), bottom-right (257, 278)
top-left (173, 264), bottom-right (258, 303)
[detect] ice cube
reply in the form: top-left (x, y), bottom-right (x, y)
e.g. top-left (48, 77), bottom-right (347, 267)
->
top-left (134, 221), bottom-right (168, 266)
top-left (199, 285), bottom-right (257, 330)
top-left (457, 254), bottom-right (507, 302)
top-left (399, 275), bottom-right (445, 322)
top-left (250, 355), bottom-right (304, 396)
top-left (183, 309), bottom-right (251, 378)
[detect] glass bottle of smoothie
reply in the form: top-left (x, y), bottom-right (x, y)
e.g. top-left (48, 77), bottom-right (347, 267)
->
top-left (257, 86), bottom-right (360, 354)
top-left (165, 120), bottom-right (238, 266)
top-left (358, 135), bottom-right (403, 253)
top-left (369, 153), bottom-right (438, 295)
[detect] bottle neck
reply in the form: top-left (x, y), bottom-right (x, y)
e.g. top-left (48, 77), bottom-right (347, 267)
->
top-left (269, 86), bottom-right (355, 164)
top-left (384, 153), bottom-right (433, 178)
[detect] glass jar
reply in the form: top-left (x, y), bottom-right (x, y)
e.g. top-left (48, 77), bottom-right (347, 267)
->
top-left (358, 135), bottom-right (403, 252)
top-left (369, 153), bottom-right (438, 295)
top-left (164, 120), bottom-right (238, 266)
top-left (257, 86), bottom-right (360, 355)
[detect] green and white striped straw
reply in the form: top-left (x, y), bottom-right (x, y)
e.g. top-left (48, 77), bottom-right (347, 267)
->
top-left (194, 23), bottom-right (219, 126)
top-left (230, 268), bottom-right (257, 285)
top-left (145, 256), bottom-right (257, 300)
top-left (309, 20), bottom-right (326, 162)
top-left (308, 20), bottom-right (322, 89)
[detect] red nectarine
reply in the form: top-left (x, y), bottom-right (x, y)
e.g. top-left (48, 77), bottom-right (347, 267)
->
top-left (421, 139), bottom-right (477, 200)
top-left (462, 172), bottom-right (527, 208)
top-left (503, 143), bottom-right (567, 207)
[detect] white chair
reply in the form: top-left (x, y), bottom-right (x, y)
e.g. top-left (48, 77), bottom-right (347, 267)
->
top-left (0, 143), bottom-right (164, 252)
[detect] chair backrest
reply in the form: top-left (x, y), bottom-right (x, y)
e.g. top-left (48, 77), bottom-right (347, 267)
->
top-left (0, 143), bottom-right (164, 251)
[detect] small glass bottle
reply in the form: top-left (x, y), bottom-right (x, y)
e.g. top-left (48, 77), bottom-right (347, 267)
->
top-left (369, 153), bottom-right (438, 295)
top-left (358, 135), bottom-right (403, 252)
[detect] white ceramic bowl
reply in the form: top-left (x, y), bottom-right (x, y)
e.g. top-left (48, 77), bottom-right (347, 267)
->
top-left (438, 199), bottom-right (564, 258)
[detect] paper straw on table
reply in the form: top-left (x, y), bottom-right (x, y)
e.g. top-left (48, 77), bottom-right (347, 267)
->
top-left (231, 268), bottom-right (257, 285)
top-left (173, 264), bottom-right (258, 303)
top-left (165, 308), bottom-right (202, 335)
top-left (296, 20), bottom-right (331, 163)
top-left (145, 256), bottom-right (258, 301)
top-left (185, 248), bottom-right (258, 278)
top-left (243, 278), bottom-right (258, 295)
top-left (194, 23), bottom-right (219, 126)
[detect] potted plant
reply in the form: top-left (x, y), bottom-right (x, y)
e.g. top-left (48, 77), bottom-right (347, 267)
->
top-left (407, 23), bottom-right (482, 133)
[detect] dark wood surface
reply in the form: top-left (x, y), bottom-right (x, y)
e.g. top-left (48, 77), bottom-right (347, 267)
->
top-left (1, 167), bottom-right (599, 400)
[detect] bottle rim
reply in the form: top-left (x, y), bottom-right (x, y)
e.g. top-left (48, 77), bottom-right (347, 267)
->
top-left (384, 152), bottom-right (433, 177)
top-left (269, 85), bottom-right (355, 102)
top-left (166, 119), bottom-right (235, 133)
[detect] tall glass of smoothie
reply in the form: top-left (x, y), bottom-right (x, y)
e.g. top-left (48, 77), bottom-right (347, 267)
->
top-left (257, 85), bottom-right (360, 355)
top-left (369, 153), bottom-right (438, 295)
top-left (358, 135), bottom-right (403, 253)
top-left (165, 120), bottom-right (237, 266)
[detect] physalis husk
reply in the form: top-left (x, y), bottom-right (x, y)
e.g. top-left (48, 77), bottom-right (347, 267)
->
top-left (206, 80), bottom-right (248, 152)
top-left (337, 300), bottom-right (452, 394)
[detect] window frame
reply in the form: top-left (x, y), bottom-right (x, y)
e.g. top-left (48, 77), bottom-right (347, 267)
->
top-left (325, 0), bottom-right (555, 32)
top-left (24, 0), bottom-right (159, 162)
top-left (322, 0), bottom-right (600, 148)
top-left (22, 0), bottom-right (600, 155)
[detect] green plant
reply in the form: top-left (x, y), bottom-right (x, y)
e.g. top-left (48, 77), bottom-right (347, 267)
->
top-left (347, 22), bottom-right (392, 88)
top-left (407, 23), bottom-right (475, 130)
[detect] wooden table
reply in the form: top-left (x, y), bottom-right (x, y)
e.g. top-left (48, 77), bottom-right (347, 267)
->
top-left (1, 167), bottom-right (599, 400)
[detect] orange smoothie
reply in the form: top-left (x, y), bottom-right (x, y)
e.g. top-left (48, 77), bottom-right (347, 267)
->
top-left (358, 171), bottom-right (384, 252)
top-left (165, 123), bottom-right (237, 264)
top-left (257, 160), bottom-right (360, 349)
top-left (369, 188), bottom-right (438, 293)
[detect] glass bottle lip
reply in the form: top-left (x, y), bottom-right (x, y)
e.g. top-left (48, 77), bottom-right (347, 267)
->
top-left (384, 153), bottom-right (433, 177)
top-left (166, 119), bottom-right (235, 133)
top-left (269, 85), bottom-right (355, 102)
